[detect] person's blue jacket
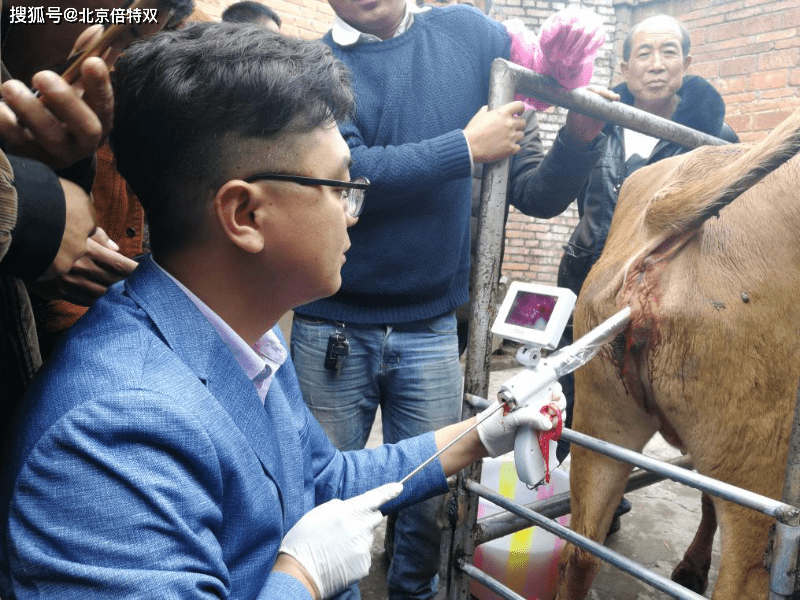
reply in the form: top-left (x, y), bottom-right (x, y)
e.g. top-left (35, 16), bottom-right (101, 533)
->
top-left (0, 256), bottom-right (447, 599)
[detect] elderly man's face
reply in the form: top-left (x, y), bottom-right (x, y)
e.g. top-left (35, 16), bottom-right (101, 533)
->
top-left (621, 17), bottom-right (691, 117)
top-left (328, 0), bottom-right (407, 40)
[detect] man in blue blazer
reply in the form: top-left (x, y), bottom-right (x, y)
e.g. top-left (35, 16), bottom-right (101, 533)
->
top-left (0, 23), bottom-right (562, 600)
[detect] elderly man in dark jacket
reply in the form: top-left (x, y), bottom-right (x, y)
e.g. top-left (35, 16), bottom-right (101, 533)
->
top-left (526, 14), bottom-right (738, 465)
top-left (557, 16), bottom-right (738, 301)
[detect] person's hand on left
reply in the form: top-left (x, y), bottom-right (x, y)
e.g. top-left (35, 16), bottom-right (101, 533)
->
top-left (277, 483), bottom-right (404, 599)
top-left (0, 56), bottom-right (114, 170)
top-left (31, 227), bottom-right (138, 306)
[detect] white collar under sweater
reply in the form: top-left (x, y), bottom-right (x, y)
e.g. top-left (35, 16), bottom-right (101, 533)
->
top-left (330, 0), bottom-right (429, 46)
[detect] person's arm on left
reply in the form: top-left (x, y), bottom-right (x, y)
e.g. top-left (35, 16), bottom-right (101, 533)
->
top-left (308, 381), bottom-right (565, 512)
top-left (28, 227), bottom-right (138, 305)
top-left (1, 57), bottom-right (138, 301)
top-left (280, 385), bottom-right (564, 599)
top-left (509, 86), bottom-right (619, 219)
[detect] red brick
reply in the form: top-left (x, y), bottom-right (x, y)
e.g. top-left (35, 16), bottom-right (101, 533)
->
top-left (737, 131), bottom-right (764, 143)
top-left (704, 20), bottom-right (743, 43)
top-left (715, 74), bottom-right (751, 93)
top-left (724, 91), bottom-right (759, 104)
top-left (753, 109), bottom-right (797, 130)
top-left (741, 12), bottom-right (782, 36)
top-left (761, 89), bottom-right (797, 101)
top-left (689, 61), bottom-right (720, 79)
top-left (759, 49), bottom-right (800, 70)
top-left (742, 0), bottom-right (778, 7)
top-left (775, 32), bottom-right (800, 50)
top-left (749, 68), bottom-right (789, 90)
top-left (719, 55), bottom-right (758, 76)
top-left (683, 13), bottom-right (725, 32)
top-left (755, 28), bottom-right (797, 44)
top-left (749, 97), bottom-right (800, 112)
top-left (785, 6), bottom-right (800, 27)
top-left (502, 263), bottom-right (530, 272)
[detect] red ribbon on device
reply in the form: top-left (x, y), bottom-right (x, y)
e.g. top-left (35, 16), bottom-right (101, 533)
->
top-left (537, 404), bottom-right (563, 484)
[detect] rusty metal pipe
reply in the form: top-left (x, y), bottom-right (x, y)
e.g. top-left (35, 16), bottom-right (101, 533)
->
top-left (504, 59), bottom-right (730, 150)
top-left (447, 58), bottom-right (518, 600)
top-left (474, 455), bottom-right (694, 545)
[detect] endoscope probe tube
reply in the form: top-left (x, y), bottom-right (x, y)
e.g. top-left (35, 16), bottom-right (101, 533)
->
top-left (399, 401), bottom-right (507, 485)
top-left (548, 307), bottom-right (632, 378)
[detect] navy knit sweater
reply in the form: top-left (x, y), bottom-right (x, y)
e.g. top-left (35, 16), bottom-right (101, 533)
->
top-left (296, 6), bottom-right (511, 324)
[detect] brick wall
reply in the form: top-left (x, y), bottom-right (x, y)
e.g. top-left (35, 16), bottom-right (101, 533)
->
top-left (194, 0), bottom-right (800, 286)
top-left (194, 0), bottom-right (335, 38)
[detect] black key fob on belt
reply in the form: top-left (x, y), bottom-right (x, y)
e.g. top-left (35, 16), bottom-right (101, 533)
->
top-left (324, 331), bottom-right (349, 378)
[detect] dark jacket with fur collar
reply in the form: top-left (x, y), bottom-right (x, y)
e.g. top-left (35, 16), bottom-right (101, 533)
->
top-left (556, 74), bottom-right (739, 298)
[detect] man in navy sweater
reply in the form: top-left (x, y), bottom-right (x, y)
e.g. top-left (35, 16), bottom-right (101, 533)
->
top-left (289, 1), bottom-right (598, 598)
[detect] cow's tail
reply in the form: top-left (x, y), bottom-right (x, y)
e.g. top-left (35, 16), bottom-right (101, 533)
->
top-left (643, 107), bottom-right (800, 238)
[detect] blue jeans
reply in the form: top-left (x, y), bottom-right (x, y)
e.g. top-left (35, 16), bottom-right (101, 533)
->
top-left (291, 312), bottom-right (464, 600)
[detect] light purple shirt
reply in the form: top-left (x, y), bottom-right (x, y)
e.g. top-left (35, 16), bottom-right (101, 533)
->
top-left (154, 261), bottom-right (287, 403)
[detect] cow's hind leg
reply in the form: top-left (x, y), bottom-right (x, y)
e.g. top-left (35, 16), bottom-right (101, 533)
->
top-left (556, 360), bottom-right (659, 600)
top-left (556, 445), bottom-right (638, 599)
top-left (711, 499), bottom-right (773, 599)
top-left (671, 492), bottom-right (717, 594)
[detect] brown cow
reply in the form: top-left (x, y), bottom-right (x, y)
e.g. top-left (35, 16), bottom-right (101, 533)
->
top-left (556, 108), bottom-right (800, 599)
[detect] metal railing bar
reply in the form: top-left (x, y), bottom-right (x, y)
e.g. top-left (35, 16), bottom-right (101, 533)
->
top-left (561, 428), bottom-right (799, 522)
top-left (475, 455), bottom-right (694, 545)
top-left (456, 559), bottom-right (526, 600)
top-left (503, 59), bottom-right (729, 150)
top-left (465, 479), bottom-right (707, 600)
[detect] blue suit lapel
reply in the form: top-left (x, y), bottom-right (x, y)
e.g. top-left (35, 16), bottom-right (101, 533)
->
top-left (123, 257), bottom-right (297, 508)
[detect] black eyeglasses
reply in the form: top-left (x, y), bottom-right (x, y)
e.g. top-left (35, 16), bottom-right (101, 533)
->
top-left (243, 173), bottom-right (370, 218)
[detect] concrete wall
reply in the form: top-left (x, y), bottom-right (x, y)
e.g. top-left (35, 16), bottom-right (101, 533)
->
top-left (194, 0), bottom-right (800, 287)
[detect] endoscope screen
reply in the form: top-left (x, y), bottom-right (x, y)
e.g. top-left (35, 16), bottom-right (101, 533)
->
top-left (505, 291), bottom-right (557, 332)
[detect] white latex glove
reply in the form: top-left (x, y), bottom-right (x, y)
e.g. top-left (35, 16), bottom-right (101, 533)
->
top-left (279, 482), bottom-right (403, 599)
top-left (477, 383), bottom-right (567, 458)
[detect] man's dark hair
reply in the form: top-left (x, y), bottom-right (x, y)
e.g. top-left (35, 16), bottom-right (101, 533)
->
top-left (110, 23), bottom-right (352, 257)
top-left (622, 15), bottom-right (691, 62)
top-left (222, 1), bottom-right (281, 27)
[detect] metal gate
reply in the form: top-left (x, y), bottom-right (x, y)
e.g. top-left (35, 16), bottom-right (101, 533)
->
top-left (442, 58), bottom-right (800, 600)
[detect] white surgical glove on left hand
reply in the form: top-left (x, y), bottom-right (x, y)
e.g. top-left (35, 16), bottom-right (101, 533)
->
top-left (477, 383), bottom-right (566, 457)
top-left (279, 482), bottom-right (403, 599)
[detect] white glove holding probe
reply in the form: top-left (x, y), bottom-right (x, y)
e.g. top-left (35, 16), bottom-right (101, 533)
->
top-left (279, 482), bottom-right (403, 599)
top-left (477, 382), bottom-right (567, 457)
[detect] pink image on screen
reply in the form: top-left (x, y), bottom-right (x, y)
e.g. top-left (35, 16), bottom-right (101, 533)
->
top-left (506, 292), bottom-right (557, 331)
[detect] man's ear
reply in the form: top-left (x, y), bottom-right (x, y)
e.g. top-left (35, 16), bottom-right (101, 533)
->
top-left (682, 54), bottom-right (692, 71)
top-left (214, 180), bottom-right (266, 253)
top-left (620, 60), bottom-right (629, 79)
